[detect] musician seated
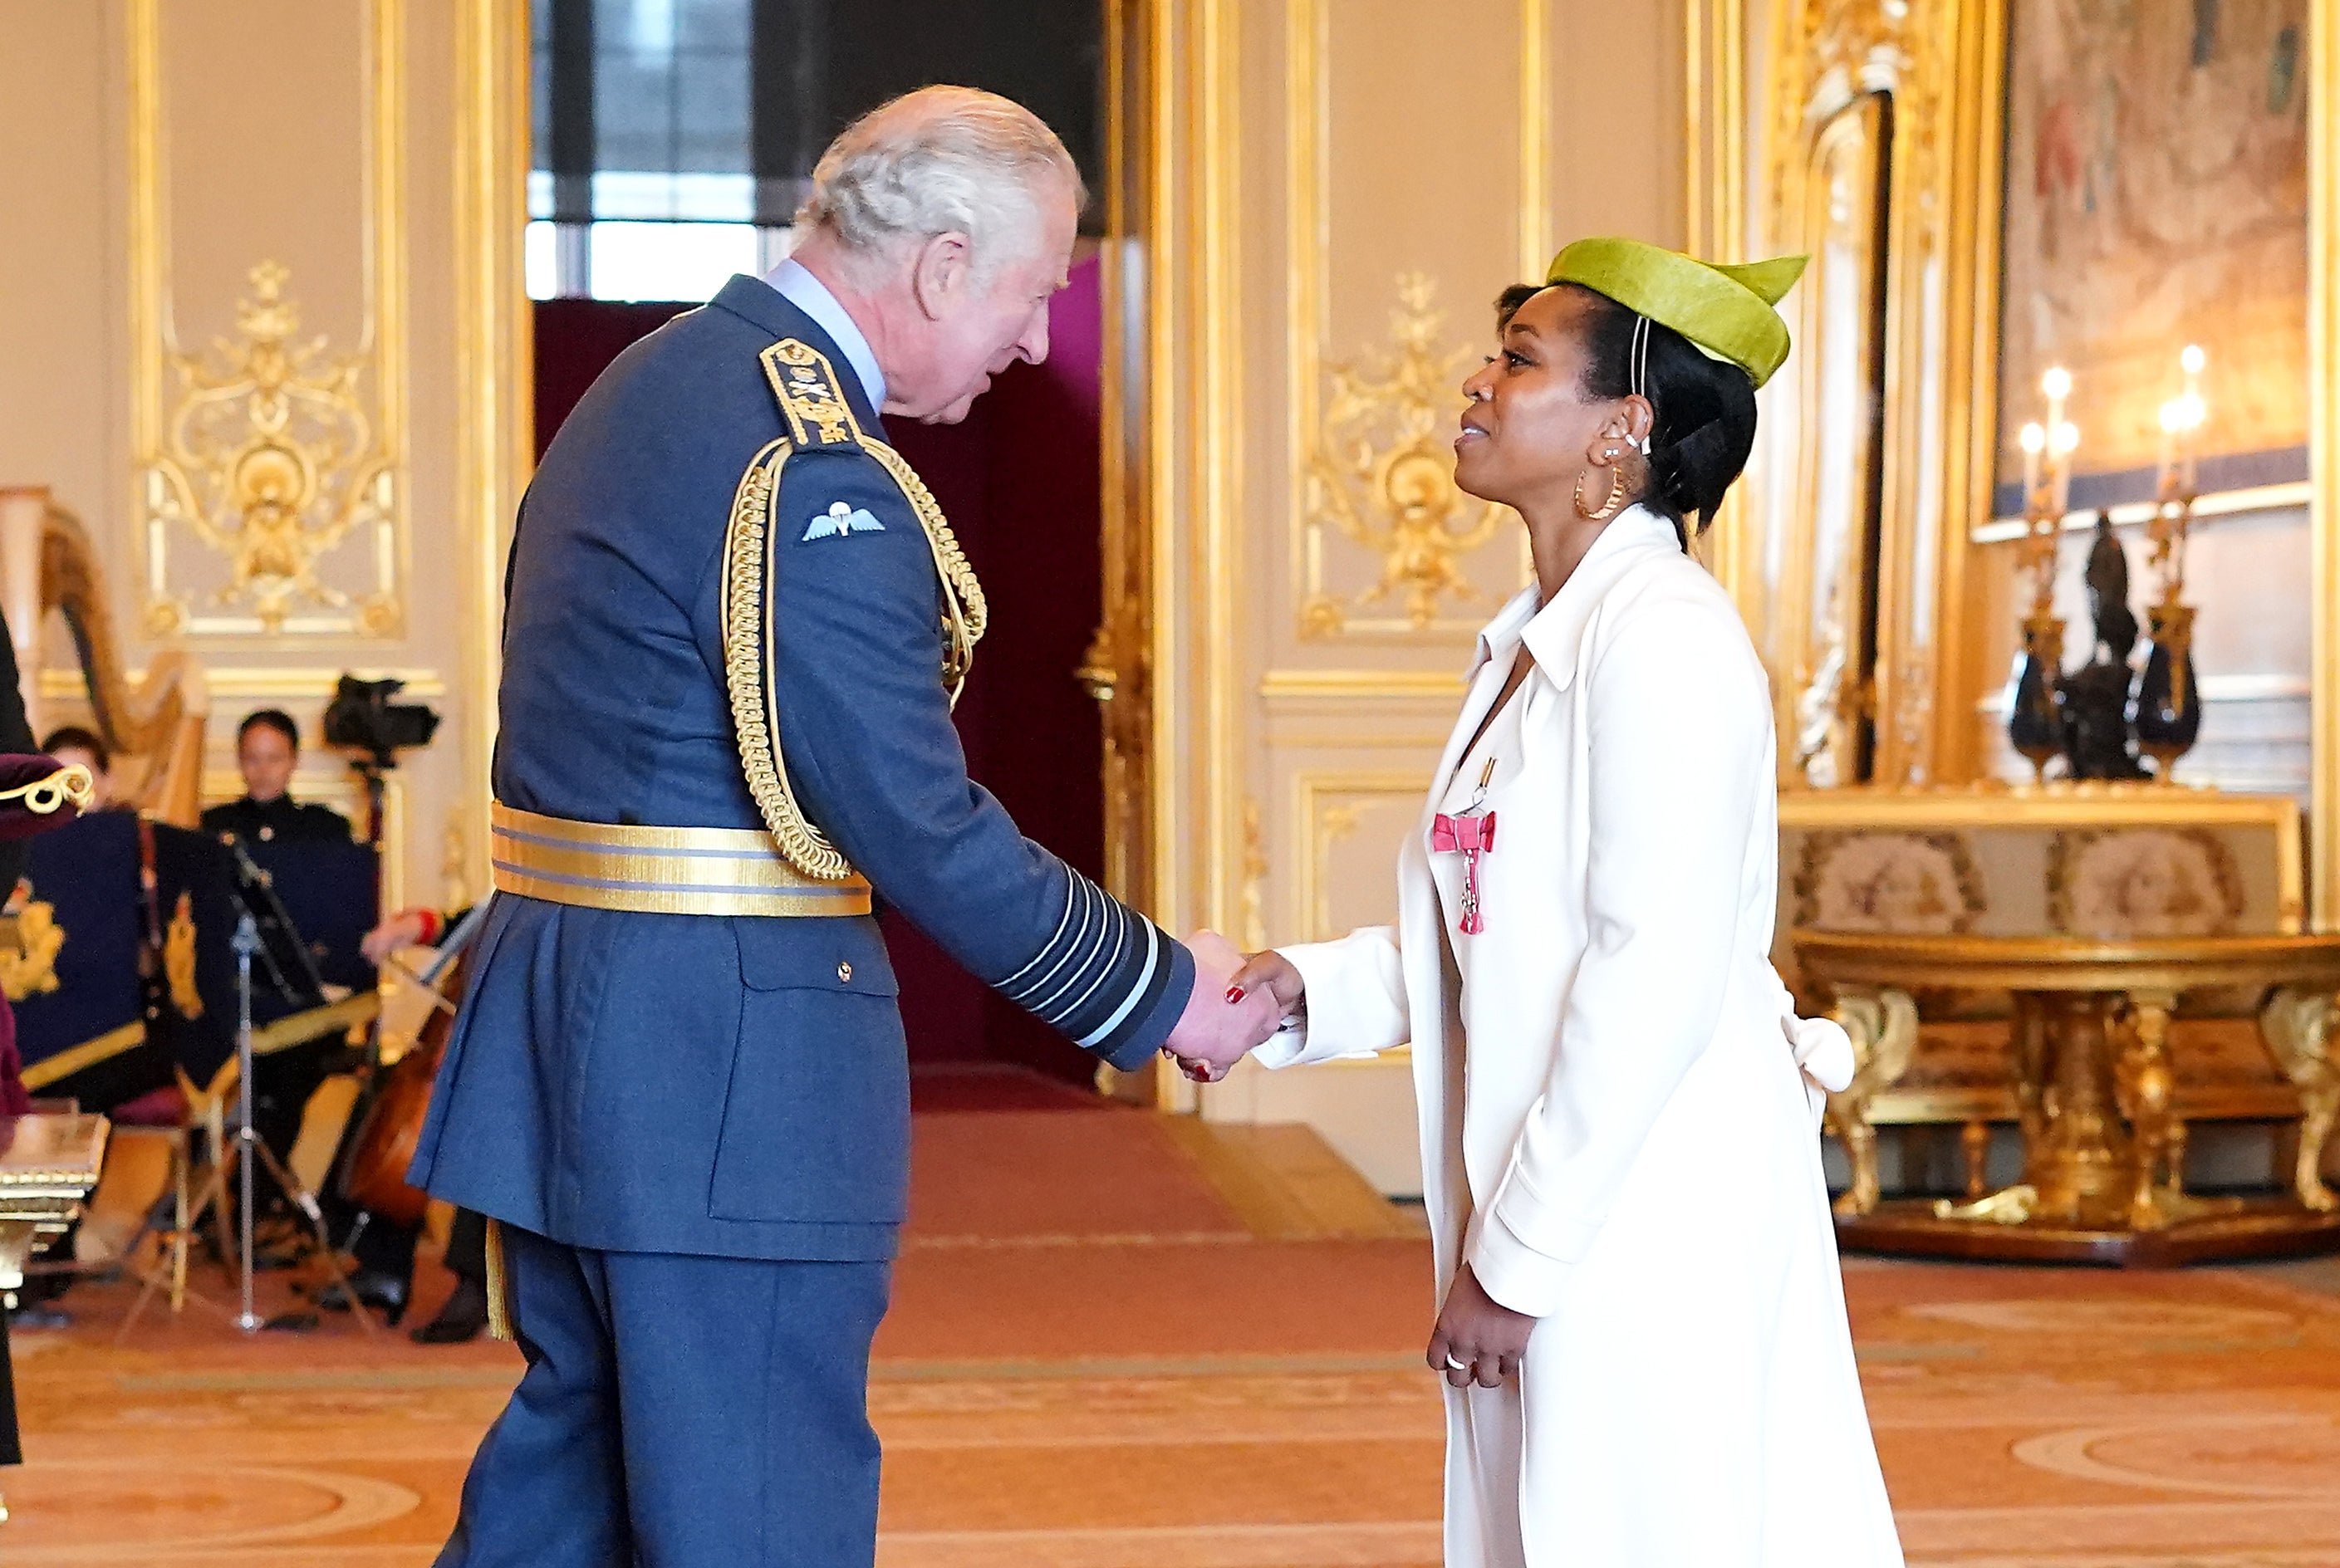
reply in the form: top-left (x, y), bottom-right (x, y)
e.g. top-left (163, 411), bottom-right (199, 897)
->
top-left (199, 711), bottom-right (352, 845)
top-left (314, 902), bottom-right (491, 1344)
top-left (36, 728), bottom-right (120, 812)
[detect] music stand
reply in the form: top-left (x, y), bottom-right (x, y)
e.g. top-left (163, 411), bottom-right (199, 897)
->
top-left (116, 874), bottom-right (378, 1339)
top-left (219, 836), bottom-right (329, 1011)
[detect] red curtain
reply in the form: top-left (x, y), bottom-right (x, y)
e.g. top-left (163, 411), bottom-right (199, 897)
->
top-left (532, 261), bottom-right (1108, 1082)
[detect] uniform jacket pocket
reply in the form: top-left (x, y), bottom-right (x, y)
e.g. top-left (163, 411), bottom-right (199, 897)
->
top-left (709, 916), bottom-right (909, 1223)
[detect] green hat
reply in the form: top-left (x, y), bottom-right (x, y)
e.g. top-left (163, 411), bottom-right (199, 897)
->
top-left (1545, 238), bottom-right (1808, 390)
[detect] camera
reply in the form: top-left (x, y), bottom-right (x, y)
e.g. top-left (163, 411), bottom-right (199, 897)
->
top-left (322, 674), bottom-right (442, 772)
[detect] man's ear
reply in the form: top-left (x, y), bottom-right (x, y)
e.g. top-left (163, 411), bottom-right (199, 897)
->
top-left (910, 230), bottom-right (974, 321)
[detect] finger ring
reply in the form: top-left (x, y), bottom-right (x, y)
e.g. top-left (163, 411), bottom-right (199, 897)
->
top-left (1444, 1354), bottom-right (1469, 1372)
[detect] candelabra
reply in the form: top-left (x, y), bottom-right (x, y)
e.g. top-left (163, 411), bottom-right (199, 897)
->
top-left (2007, 369), bottom-right (2078, 783)
top-left (2135, 346), bottom-right (2208, 782)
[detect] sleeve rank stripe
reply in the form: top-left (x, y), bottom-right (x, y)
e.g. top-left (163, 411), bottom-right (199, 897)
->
top-left (1042, 911), bottom-right (1133, 1027)
top-left (1011, 875), bottom-right (1105, 1017)
top-left (995, 861), bottom-right (1079, 996)
top-left (1073, 921), bottom-right (1165, 1053)
top-left (1028, 900), bottom-right (1123, 1023)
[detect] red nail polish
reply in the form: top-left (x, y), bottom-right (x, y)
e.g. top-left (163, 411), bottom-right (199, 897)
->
top-left (1225, 985), bottom-right (1246, 1003)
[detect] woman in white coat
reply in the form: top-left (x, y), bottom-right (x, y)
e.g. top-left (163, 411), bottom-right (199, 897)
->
top-left (1216, 239), bottom-right (1903, 1566)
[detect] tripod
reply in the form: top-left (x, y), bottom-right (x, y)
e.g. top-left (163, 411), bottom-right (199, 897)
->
top-left (117, 913), bottom-right (377, 1337)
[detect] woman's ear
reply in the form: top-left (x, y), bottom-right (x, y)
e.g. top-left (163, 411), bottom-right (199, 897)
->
top-left (1622, 394), bottom-right (1656, 449)
top-left (1585, 406), bottom-right (1636, 467)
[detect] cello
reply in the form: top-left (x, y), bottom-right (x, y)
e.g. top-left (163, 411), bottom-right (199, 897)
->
top-left (336, 903), bottom-right (488, 1228)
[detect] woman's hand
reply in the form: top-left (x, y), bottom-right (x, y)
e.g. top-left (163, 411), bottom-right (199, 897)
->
top-left (1227, 948), bottom-right (1305, 1014)
top-left (1427, 1262), bottom-right (1534, 1389)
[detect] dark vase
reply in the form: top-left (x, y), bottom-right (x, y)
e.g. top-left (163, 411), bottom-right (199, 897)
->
top-left (2008, 611), bottom-right (2066, 783)
top-left (2133, 598), bottom-right (2201, 782)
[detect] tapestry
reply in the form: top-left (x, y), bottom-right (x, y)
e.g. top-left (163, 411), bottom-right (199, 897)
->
top-left (1995, 0), bottom-right (2308, 502)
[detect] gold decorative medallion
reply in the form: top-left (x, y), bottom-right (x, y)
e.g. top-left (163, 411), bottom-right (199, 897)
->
top-left (165, 890), bottom-right (205, 1020)
top-left (140, 262), bottom-right (402, 636)
top-left (1303, 275), bottom-right (1508, 636)
top-left (0, 902), bottom-right (66, 1002)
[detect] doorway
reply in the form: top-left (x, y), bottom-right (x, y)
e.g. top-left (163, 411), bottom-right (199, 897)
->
top-left (530, 261), bottom-right (1111, 1088)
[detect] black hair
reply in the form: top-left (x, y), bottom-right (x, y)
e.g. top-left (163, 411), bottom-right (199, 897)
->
top-left (39, 724), bottom-right (109, 770)
top-left (1495, 282), bottom-right (1760, 543)
top-left (238, 708), bottom-right (301, 751)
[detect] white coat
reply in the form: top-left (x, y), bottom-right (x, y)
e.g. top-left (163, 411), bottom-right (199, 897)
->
top-left (1259, 507), bottom-right (1903, 1566)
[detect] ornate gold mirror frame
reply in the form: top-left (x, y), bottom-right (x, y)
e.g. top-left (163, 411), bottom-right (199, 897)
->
top-left (1728, 0), bottom-right (2004, 794)
top-left (1710, 0), bottom-right (2340, 929)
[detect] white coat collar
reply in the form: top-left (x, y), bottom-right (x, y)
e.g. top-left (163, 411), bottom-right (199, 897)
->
top-left (1505, 506), bottom-right (1680, 692)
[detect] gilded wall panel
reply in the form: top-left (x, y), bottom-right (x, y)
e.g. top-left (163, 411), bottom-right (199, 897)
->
top-left (1284, 0), bottom-right (1542, 652)
top-left (133, 0), bottom-right (406, 639)
top-left (0, 0), bottom-right (526, 912)
top-left (1122, 0), bottom-right (1691, 1162)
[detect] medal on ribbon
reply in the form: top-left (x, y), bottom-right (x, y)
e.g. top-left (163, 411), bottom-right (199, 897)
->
top-left (1432, 758), bottom-right (1499, 936)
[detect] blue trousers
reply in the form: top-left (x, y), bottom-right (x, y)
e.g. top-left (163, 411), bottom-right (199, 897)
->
top-left (435, 1224), bottom-right (890, 1567)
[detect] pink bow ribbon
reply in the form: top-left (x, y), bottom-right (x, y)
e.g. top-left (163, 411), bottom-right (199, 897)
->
top-left (1430, 811), bottom-right (1498, 934)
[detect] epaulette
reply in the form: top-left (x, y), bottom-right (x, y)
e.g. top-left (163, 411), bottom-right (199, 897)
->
top-left (718, 336), bottom-right (989, 881)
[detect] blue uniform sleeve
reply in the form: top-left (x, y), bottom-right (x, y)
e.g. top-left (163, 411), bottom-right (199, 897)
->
top-left (753, 444), bottom-right (1192, 1071)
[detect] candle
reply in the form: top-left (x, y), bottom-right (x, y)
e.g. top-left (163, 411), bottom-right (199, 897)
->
top-left (2020, 421), bottom-right (2046, 515)
top-left (2158, 399), bottom-right (2182, 502)
top-left (2051, 419), bottom-right (2078, 517)
top-left (2179, 345), bottom-right (2205, 492)
top-left (2041, 368), bottom-right (2073, 520)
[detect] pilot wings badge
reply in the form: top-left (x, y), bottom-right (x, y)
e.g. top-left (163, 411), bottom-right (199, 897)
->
top-left (802, 501), bottom-right (887, 541)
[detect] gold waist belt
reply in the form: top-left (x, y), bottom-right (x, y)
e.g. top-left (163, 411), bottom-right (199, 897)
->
top-left (491, 803), bottom-right (871, 918)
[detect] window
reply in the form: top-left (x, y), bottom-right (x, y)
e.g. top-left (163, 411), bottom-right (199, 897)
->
top-left (527, 0), bottom-right (1106, 302)
top-left (530, 0), bottom-right (773, 301)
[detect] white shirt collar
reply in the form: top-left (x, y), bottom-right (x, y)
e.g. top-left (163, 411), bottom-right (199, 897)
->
top-left (1466, 506), bottom-right (1680, 687)
top-left (1469, 584), bottom-right (1546, 677)
top-left (762, 258), bottom-right (886, 413)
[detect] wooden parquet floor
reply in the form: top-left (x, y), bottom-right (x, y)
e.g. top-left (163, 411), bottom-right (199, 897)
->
top-left (5, 1095), bottom-right (2340, 1566)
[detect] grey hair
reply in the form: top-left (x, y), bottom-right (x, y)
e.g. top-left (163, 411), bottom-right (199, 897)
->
top-left (797, 86), bottom-right (1085, 281)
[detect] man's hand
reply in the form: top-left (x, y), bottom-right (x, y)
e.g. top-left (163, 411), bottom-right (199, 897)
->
top-left (1427, 1262), bottom-right (1534, 1389)
top-left (1162, 929), bottom-right (1282, 1083)
top-left (362, 908), bottom-right (433, 964)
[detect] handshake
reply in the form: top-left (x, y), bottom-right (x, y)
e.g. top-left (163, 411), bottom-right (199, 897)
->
top-left (1159, 930), bottom-right (1307, 1085)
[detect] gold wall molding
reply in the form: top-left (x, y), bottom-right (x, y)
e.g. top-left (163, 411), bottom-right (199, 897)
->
top-left (1301, 273), bottom-right (1507, 636)
top-left (1296, 772), bottom-right (1422, 943)
top-left (1685, 0), bottom-right (1750, 605)
top-left (1142, 0), bottom-right (1243, 935)
top-left (129, 0), bottom-right (409, 640)
top-left (1258, 668), bottom-right (1468, 700)
top-left (2315, 0), bottom-right (2340, 929)
top-left (454, 0), bottom-right (536, 898)
top-left (1094, 0), bottom-right (1158, 913)
top-left (41, 665), bottom-right (444, 703)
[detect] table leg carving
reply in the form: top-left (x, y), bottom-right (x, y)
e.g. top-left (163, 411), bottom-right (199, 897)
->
top-left (1824, 986), bottom-right (1918, 1217)
top-left (2120, 991), bottom-right (2181, 1229)
top-left (2260, 985), bottom-right (2340, 1212)
top-left (1960, 1120), bottom-right (1992, 1199)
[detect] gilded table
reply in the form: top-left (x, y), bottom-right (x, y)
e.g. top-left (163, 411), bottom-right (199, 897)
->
top-left (1793, 930), bottom-right (2340, 1266)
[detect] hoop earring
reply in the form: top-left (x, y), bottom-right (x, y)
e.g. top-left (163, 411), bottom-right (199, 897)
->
top-left (1573, 458), bottom-right (1629, 522)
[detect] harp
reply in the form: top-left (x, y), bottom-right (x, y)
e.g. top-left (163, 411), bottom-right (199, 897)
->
top-left (0, 488), bottom-right (208, 825)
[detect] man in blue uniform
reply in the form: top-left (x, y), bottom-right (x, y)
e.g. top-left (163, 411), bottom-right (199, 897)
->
top-left (414, 87), bottom-right (1278, 1565)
